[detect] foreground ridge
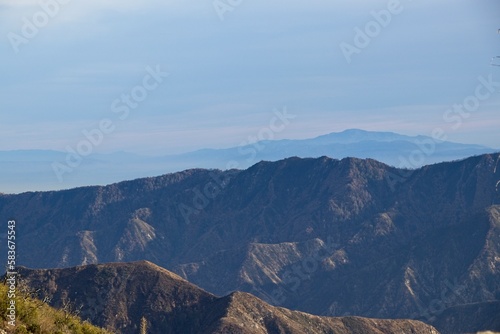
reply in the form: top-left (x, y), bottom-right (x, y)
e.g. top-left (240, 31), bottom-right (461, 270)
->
top-left (15, 261), bottom-right (439, 334)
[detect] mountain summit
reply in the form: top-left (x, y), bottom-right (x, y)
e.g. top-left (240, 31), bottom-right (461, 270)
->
top-left (16, 261), bottom-right (439, 334)
top-left (1, 154), bottom-right (499, 333)
top-left (1, 129), bottom-right (496, 193)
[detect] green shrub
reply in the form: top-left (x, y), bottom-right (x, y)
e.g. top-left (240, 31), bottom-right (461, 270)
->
top-left (0, 282), bottom-right (111, 333)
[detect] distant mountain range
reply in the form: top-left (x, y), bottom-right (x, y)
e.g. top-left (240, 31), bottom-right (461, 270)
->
top-left (1, 129), bottom-right (497, 194)
top-left (1, 153), bottom-right (500, 333)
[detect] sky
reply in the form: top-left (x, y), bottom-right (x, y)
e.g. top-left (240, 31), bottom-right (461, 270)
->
top-left (0, 0), bottom-right (499, 156)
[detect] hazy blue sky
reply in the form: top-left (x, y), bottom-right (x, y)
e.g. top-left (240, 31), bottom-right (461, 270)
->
top-left (1, 0), bottom-right (499, 155)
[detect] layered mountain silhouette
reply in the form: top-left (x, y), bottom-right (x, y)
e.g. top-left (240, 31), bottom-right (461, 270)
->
top-left (1, 153), bottom-right (500, 333)
top-left (16, 261), bottom-right (439, 334)
top-left (1, 129), bottom-right (496, 193)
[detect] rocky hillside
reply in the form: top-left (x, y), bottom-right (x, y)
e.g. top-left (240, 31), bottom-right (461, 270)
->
top-left (16, 261), bottom-right (439, 334)
top-left (431, 301), bottom-right (500, 334)
top-left (1, 153), bottom-right (500, 333)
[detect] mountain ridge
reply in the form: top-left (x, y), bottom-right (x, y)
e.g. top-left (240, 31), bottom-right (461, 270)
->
top-left (1, 129), bottom-right (497, 194)
top-left (1, 153), bottom-right (499, 333)
top-left (14, 260), bottom-right (440, 334)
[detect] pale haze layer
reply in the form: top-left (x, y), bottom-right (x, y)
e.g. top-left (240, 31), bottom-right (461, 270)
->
top-left (0, 0), bottom-right (499, 155)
